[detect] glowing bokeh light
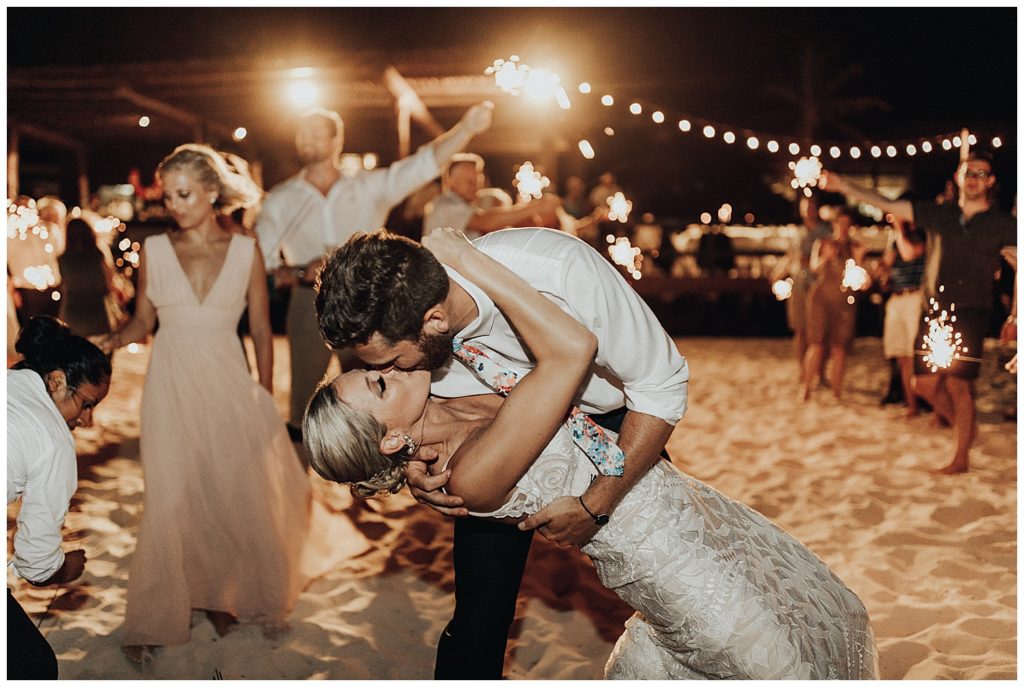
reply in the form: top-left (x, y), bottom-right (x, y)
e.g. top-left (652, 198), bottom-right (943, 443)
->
top-left (829, 146), bottom-right (841, 158)
top-left (700, 212), bottom-right (712, 224)
top-left (651, 111), bottom-right (664, 124)
top-left (601, 95), bottom-right (614, 106)
top-left (941, 139), bottom-right (952, 150)
top-left (723, 131), bottom-right (736, 144)
top-left (678, 119), bottom-right (691, 132)
top-left (703, 125), bottom-right (716, 138)
top-left (871, 146), bottom-right (882, 158)
top-left (906, 144), bottom-right (917, 156)
top-left (286, 80), bottom-right (319, 109)
top-left (809, 144), bottom-right (822, 157)
top-left (747, 136), bottom-right (759, 150)
top-left (578, 82), bottom-right (591, 94)
top-left (606, 192), bottom-right (633, 223)
top-left (921, 141), bottom-right (933, 153)
top-left (992, 136), bottom-right (1003, 148)
top-left (603, 127), bottom-right (615, 136)
top-left (578, 139), bottom-right (595, 159)
top-left (789, 156), bottom-right (823, 189)
top-left (886, 145), bottom-right (897, 158)
top-left (766, 140), bottom-right (779, 153)
top-left (772, 278), bottom-right (794, 301)
top-left (629, 102), bottom-right (642, 115)
top-left (232, 127), bottom-right (247, 141)
top-left (138, 116), bottom-right (151, 128)
top-left (841, 260), bottom-right (869, 291)
top-left (788, 142), bottom-right (800, 155)
top-left (513, 161), bottom-right (550, 200)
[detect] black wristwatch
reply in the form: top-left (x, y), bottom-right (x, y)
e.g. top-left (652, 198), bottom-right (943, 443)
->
top-left (578, 495), bottom-right (610, 527)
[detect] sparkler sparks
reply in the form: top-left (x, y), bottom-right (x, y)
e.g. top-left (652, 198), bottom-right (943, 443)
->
top-left (840, 259), bottom-right (869, 291)
top-left (789, 156), bottom-right (823, 190)
top-left (606, 192), bottom-right (632, 223)
top-left (606, 235), bottom-right (643, 279)
top-left (921, 301), bottom-right (963, 372)
top-left (513, 161), bottom-right (550, 201)
top-left (772, 278), bottom-right (794, 301)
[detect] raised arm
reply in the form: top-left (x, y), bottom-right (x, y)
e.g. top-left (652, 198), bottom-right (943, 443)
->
top-left (821, 170), bottom-right (914, 222)
top-left (422, 228), bottom-right (597, 512)
top-left (427, 102), bottom-right (494, 168)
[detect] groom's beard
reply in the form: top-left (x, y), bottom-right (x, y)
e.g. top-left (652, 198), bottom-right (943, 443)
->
top-left (415, 330), bottom-right (456, 371)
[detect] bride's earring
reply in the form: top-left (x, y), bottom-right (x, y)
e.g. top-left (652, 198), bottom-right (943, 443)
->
top-left (401, 433), bottom-right (418, 457)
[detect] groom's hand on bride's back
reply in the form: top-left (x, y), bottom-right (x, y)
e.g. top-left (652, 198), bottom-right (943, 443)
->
top-left (518, 496), bottom-right (599, 547)
top-left (405, 456), bottom-right (470, 517)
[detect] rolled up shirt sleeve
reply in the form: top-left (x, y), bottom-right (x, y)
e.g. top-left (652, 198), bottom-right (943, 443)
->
top-left (564, 249), bottom-right (689, 424)
top-left (484, 235), bottom-right (689, 425)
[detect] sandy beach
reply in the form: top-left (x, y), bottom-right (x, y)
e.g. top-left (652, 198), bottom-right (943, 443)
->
top-left (7, 335), bottom-right (1016, 680)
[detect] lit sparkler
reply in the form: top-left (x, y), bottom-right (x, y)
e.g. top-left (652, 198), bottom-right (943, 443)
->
top-left (607, 192), bottom-right (633, 223)
top-left (772, 278), bottom-right (794, 301)
top-left (789, 156), bottom-right (823, 190)
top-left (921, 300), bottom-right (963, 371)
top-left (513, 162), bottom-right (550, 201)
top-left (486, 56), bottom-right (528, 94)
top-left (485, 57), bottom-right (568, 107)
top-left (841, 259), bottom-right (869, 291)
top-left (606, 235), bottom-right (643, 279)
top-left (22, 265), bottom-right (57, 290)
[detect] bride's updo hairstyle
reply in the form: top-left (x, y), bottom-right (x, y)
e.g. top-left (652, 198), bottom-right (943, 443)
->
top-left (13, 316), bottom-right (112, 390)
top-left (302, 377), bottom-right (407, 497)
top-left (157, 143), bottom-right (263, 213)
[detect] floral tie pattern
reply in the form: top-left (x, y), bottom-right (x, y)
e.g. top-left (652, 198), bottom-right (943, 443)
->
top-left (452, 338), bottom-right (625, 477)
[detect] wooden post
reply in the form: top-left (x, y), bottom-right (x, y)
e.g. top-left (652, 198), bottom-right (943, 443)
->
top-left (397, 96), bottom-right (411, 160)
top-left (75, 149), bottom-right (89, 207)
top-left (7, 128), bottom-right (19, 199)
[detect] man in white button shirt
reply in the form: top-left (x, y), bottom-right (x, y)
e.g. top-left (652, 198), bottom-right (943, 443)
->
top-left (423, 153), bottom-right (561, 240)
top-left (256, 102), bottom-right (494, 438)
top-left (315, 227), bottom-right (689, 678)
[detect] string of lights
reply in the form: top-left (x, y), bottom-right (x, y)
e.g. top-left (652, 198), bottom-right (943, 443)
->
top-left (577, 89), bottom-right (1007, 161)
top-left (483, 55), bottom-right (1009, 162)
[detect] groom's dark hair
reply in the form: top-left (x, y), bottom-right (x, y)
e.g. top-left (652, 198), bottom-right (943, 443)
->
top-left (316, 229), bottom-right (450, 350)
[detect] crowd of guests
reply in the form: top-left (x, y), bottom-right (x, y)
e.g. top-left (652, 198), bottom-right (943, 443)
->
top-left (6, 95), bottom-right (1015, 678)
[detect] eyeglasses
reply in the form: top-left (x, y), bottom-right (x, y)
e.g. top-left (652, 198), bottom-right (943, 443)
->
top-left (963, 170), bottom-right (991, 180)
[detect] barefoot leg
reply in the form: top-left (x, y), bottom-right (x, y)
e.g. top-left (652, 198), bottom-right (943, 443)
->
top-left (933, 377), bottom-right (976, 473)
top-left (802, 344), bottom-right (824, 401)
top-left (898, 357), bottom-right (918, 415)
top-left (828, 345), bottom-right (846, 399)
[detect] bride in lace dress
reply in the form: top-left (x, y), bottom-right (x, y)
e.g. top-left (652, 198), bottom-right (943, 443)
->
top-left (303, 228), bottom-right (877, 679)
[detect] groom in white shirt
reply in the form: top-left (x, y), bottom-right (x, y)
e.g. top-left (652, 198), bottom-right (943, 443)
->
top-left (315, 226), bottom-right (689, 679)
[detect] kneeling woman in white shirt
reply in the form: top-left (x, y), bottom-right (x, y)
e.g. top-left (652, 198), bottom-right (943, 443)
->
top-left (7, 316), bottom-right (111, 679)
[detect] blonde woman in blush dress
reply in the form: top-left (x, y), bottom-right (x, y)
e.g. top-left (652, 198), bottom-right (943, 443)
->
top-left (97, 145), bottom-right (316, 666)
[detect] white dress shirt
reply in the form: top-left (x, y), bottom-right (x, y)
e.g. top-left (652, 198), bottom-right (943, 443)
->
top-left (256, 145), bottom-right (441, 270)
top-left (430, 228), bottom-right (689, 425)
top-left (423, 191), bottom-right (479, 240)
top-left (7, 368), bottom-right (77, 583)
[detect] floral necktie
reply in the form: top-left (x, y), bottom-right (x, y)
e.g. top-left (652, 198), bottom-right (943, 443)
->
top-left (452, 338), bottom-right (625, 476)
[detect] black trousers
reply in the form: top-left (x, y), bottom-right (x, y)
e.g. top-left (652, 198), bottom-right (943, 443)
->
top-left (434, 407), bottom-right (629, 679)
top-left (7, 589), bottom-right (58, 680)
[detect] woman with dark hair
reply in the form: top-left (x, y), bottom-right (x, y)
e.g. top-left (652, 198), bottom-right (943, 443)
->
top-left (7, 316), bottom-right (111, 679)
top-left (95, 144), bottom-right (315, 665)
top-left (57, 218), bottom-right (121, 337)
top-left (303, 228), bottom-right (877, 680)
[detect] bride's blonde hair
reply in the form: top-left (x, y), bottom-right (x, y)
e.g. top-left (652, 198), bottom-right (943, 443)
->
top-left (302, 376), bottom-right (407, 497)
top-left (158, 143), bottom-right (263, 213)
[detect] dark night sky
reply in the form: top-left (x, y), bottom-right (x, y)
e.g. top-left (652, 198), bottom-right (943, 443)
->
top-left (7, 6), bottom-right (1019, 218)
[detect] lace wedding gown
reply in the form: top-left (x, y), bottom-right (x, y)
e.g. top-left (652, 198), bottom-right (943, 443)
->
top-left (472, 428), bottom-right (878, 679)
